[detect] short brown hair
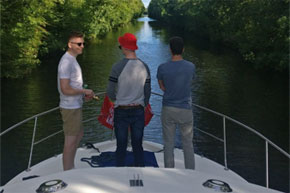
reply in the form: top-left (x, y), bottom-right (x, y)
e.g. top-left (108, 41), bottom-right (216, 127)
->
top-left (68, 31), bottom-right (84, 42)
top-left (169, 36), bottom-right (184, 55)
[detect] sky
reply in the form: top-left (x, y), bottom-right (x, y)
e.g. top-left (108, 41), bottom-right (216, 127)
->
top-left (142, 0), bottom-right (151, 8)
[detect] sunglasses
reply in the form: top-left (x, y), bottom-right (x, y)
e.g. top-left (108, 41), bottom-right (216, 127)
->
top-left (70, 42), bottom-right (85, 47)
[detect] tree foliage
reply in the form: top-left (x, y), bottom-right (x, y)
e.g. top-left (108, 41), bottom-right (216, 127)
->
top-left (1, 0), bottom-right (56, 78)
top-left (148, 0), bottom-right (289, 71)
top-left (1, 0), bottom-right (144, 78)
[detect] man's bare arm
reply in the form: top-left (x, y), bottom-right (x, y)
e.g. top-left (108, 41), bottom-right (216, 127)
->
top-left (60, 79), bottom-right (94, 96)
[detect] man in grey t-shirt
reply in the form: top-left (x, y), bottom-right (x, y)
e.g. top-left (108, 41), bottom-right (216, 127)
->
top-left (157, 36), bottom-right (196, 169)
top-left (107, 33), bottom-right (151, 167)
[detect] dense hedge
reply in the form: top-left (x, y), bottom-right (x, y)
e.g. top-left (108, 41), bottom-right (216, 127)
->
top-left (148, 0), bottom-right (289, 71)
top-left (1, 0), bottom-right (144, 78)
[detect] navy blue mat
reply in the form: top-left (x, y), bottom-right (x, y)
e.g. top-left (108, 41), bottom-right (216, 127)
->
top-left (81, 151), bottom-right (159, 168)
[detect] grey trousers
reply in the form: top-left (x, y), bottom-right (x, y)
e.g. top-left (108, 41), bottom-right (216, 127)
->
top-left (161, 106), bottom-right (195, 169)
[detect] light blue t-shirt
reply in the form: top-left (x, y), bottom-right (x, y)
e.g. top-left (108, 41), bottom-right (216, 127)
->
top-left (157, 59), bottom-right (195, 109)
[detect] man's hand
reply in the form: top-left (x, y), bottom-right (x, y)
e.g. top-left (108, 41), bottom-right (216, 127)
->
top-left (83, 89), bottom-right (94, 96)
top-left (158, 80), bottom-right (166, 91)
top-left (83, 89), bottom-right (94, 102)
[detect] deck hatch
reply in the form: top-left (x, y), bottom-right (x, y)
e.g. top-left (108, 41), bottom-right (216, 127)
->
top-left (203, 179), bottom-right (232, 192)
top-left (36, 179), bottom-right (67, 193)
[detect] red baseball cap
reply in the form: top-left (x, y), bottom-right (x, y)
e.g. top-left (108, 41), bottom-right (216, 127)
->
top-left (118, 33), bottom-right (138, 50)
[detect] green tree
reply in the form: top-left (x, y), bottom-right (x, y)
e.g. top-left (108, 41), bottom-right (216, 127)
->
top-left (1, 0), bottom-right (144, 78)
top-left (1, 0), bottom-right (57, 78)
top-left (148, 0), bottom-right (289, 71)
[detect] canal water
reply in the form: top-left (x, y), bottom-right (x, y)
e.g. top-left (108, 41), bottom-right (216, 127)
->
top-left (1, 17), bottom-right (288, 192)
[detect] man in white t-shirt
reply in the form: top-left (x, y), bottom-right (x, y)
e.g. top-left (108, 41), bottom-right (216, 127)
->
top-left (57, 31), bottom-right (94, 170)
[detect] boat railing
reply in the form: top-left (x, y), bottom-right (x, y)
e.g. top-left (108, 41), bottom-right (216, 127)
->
top-left (194, 104), bottom-right (289, 188)
top-left (1, 92), bottom-right (289, 189)
top-left (152, 92), bottom-right (289, 189)
top-left (0, 91), bottom-right (105, 172)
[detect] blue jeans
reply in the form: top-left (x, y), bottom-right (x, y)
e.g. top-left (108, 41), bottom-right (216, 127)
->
top-left (114, 107), bottom-right (145, 167)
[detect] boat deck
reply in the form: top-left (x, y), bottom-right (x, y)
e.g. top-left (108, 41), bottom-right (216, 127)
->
top-left (1, 140), bottom-right (281, 193)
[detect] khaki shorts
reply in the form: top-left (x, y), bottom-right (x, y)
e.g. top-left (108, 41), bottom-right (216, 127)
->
top-left (60, 108), bottom-right (83, 136)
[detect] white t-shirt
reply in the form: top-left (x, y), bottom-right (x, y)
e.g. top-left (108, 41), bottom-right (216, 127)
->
top-left (57, 52), bottom-right (83, 109)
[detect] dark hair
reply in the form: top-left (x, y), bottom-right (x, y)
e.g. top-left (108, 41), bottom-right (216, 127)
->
top-left (169, 36), bottom-right (184, 55)
top-left (68, 31), bottom-right (84, 42)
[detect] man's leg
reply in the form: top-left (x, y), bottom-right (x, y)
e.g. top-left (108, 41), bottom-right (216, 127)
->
top-left (179, 109), bottom-right (195, 170)
top-left (131, 108), bottom-right (145, 167)
top-left (114, 108), bottom-right (129, 166)
top-left (61, 108), bottom-right (83, 170)
top-left (76, 129), bottom-right (84, 148)
top-left (161, 106), bottom-right (176, 168)
top-left (63, 135), bottom-right (78, 170)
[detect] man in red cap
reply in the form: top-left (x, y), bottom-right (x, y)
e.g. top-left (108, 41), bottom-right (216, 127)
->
top-left (107, 33), bottom-right (151, 167)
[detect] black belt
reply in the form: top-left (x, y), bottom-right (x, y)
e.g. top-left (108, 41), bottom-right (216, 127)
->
top-left (116, 105), bottom-right (143, 109)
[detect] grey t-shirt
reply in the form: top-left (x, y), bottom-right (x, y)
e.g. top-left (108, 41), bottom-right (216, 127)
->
top-left (157, 59), bottom-right (195, 109)
top-left (107, 58), bottom-right (151, 107)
